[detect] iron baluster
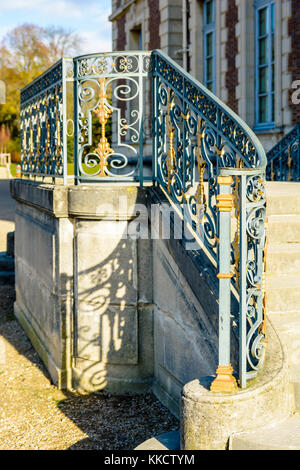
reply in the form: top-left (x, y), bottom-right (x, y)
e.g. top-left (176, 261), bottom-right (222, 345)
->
top-left (266, 123), bottom-right (300, 181)
top-left (20, 49), bottom-right (267, 390)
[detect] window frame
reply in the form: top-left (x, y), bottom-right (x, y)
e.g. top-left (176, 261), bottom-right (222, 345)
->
top-left (129, 25), bottom-right (143, 50)
top-left (254, 0), bottom-right (275, 130)
top-left (203, 0), bottom-right (216, 94)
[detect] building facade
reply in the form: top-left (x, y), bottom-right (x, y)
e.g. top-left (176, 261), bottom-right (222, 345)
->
top-left (109, 0), bottom-right (300, 151)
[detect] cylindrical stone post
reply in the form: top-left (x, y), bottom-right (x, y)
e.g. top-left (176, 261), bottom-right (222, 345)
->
top-left (210, 175), bottom-right (237, 393)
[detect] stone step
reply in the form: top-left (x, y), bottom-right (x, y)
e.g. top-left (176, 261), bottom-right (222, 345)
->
top-left (265, 183), bottom-right (300, 416)
top-left (267, 215), bottom-right (300, 243)
top-left (267, 312), bottom-right (300, 411)
top-left (293, 382), bottom-right (300, 413)
top-left (266, 275), bottom-right (300, 314)
top-left (266, 182), bottom-right (300, 216)
top-left (267, 243), bottom-right (300, 275)
top-left (134, 430), bottom-right (180, 450)
top-left (0, 271), bottom-right (15, 285)
top-left (230, 413), bottom-right (300, 450)
top-left (0, 254), bottom-right (14, 272)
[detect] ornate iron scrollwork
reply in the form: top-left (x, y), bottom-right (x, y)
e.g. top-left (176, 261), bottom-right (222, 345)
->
top-left (74, 51), bottom-right (151, 182)
top-left (152, 49), bottom-right (267, 387)
top-left (20, 49), bottom-right (267, 389)
top-left (20, 59), bottom-right (72, 180)
top-left (92, 78), bottom-right (114, 177)
top-left (266, 124), bottom-right (300, 181)
top-left (244, 173), bottom-right (266, 375)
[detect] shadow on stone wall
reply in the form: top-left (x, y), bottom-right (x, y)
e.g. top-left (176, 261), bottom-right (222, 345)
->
top-left (69, 224), bottom-right (153, 394)
top-left (74, 239), bottom-right (137, 364)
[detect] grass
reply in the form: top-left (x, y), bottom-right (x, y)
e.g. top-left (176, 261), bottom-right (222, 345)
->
top-left (10, 162), bottom-right (75, 178)
top-left (10, 163), bottom-right (104, 178)
top-left (9, 162), bottom-right (17, 177)
top-left (10, 162), bottom-right (103, 178)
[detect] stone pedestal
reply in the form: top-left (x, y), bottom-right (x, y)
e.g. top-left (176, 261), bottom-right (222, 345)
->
top-left (10, 180), bottom-right (154, 393)
top-left (10, 179), bottom-right (222, 416)
top-left (180, 320), bottom-right (291, 450)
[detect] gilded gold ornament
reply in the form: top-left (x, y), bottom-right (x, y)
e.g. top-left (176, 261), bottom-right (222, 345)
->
top-left (93, 77), bottom-right (114, 177)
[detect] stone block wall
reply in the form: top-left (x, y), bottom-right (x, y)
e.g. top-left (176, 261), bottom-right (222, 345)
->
top-left (288, 0), bottom-right (300, 125)
top-left (149, 190), bottom-right (238, 415)
top-left (152, 238), bottom-right (219, 415)
top-left (11, 182), bottom-right (72, 388)
top-left (11, 181), bottom-right (154, 394)
top-left (11, 179), bottom-right (221, 416)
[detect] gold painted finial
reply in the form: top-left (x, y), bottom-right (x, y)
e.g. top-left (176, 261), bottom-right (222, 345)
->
top-left (210, 364), bottom-right (238, 393)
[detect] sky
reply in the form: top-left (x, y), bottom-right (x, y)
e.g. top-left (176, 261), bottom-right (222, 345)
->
top-left (0, 0), bottom-right (112, 55)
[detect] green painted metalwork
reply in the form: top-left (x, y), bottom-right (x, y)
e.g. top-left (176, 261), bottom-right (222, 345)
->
top-left (20, 58), bottom-right (73, 184)
top-left (73, 51), bottom-right (151, 183)
top-left (266, 124), bottom-right (300, 181)
top-left (151, 49), bottom-right (267, 388)
top-left (20, 49), bottom-right (267, 389)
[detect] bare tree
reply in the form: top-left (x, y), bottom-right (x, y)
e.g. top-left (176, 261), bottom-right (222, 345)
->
top-left (44, 26), bottom-right (81, 63)
top-left (0, 23), bottom-right (82, 153)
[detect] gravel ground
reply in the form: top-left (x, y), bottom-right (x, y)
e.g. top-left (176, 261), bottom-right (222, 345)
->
top-left (0, 285), bottom-right (179, 450)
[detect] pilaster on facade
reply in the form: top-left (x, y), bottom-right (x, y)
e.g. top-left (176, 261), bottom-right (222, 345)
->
top-left (219, 0), bottom-right (229, 103)
top-left (235, 0), bottom-right (254, 127)
top-left (189, 0), bottom-right (203, 82)
top-left (269, 0), bottom-right (289, 138)
top-left (288, 0), bottom-right (300, 126)
top-left (159, 0), bottom-right (183, 64)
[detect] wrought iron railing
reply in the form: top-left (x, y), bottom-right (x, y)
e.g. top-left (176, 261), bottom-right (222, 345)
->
top-left (73, 51), bottom-right (152, 183)
top-left (151, 50), bottom-right (267, 390)
top-left (19, 49), bottom-right (267, 390)
top-left (266, 124), bottom-right (300, 181)
top-left (20, 59), bottom-right (73, 184)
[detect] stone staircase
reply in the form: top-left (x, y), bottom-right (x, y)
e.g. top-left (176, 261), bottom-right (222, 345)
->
top-left (134, 181), bottom-right (300, 451)
top-left (265, 182), bottom-right (300, 407)
top-left (230, 181), bottom-right (300, 450)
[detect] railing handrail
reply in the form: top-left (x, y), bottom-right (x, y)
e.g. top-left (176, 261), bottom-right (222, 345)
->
top-left (151, 49), bottom-right (267, 390)
top-left (266, 123), bottom-right (300, 181)
top-left (73, 49), bottom-right (151, 61)
top-left (267, 123), bottom-right (300, 162)
top-left (19, 49), bottom-right (267, 391)
top-left (20, 59), bottom-right (62, 93)
top-left (72, 50), bottom-right (152, 183)
top-left (21, 59), bottom-right (63, 106)
top-left (152, 49), bottom-right (267, 170)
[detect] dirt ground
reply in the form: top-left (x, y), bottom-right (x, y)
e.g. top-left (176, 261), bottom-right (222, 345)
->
top-left (0, 284), bottom-right (179, 450)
